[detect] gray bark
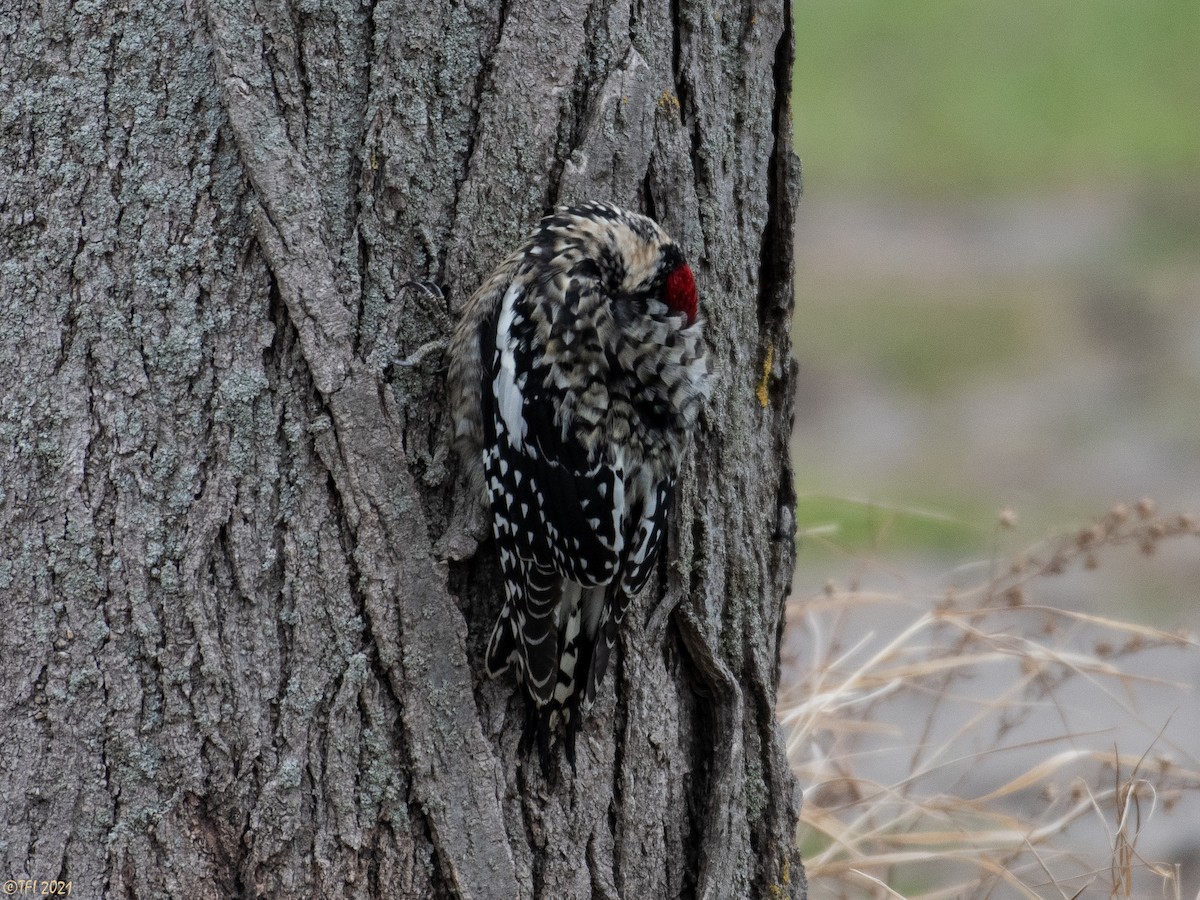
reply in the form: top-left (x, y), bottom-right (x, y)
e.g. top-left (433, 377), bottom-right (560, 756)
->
top-left (0, 0), bottom-right (803, 896)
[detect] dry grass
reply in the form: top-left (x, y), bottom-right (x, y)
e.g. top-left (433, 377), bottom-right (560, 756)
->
top-left (781, 501), bottom-right (1200, 899)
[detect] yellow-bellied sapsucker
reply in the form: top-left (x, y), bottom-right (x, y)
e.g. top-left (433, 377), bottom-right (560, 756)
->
top-left (447, 201), bottom-right (712, 768)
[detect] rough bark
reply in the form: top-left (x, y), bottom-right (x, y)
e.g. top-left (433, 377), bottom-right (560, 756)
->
top-left (0, 0), bottom-right (803, 897)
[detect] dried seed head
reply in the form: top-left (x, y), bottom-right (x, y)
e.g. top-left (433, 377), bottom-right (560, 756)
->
top-left (1078, 524), bottom-right (1105, 548)
top-left (1136, 497), bottom-right (1155, 520)
top-left (1123, 635), bottom-right (1146, 653)
top-left (998, 507), bottom-right (1018, 529)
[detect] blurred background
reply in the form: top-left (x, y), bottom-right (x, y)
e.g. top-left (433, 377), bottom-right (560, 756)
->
top-left (785, 0), bottom-right (1200, 894)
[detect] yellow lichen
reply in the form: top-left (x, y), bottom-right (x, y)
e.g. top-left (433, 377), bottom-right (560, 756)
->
top-left (766, 855), bottom-right (792, 898)
top-left (658, 90), bottom-right (680, 114)
top-left (756, 343), bottom-right (774, 408)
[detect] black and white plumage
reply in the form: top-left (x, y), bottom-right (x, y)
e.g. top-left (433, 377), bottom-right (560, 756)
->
top-left (447, 201), bottom-right (711, 767)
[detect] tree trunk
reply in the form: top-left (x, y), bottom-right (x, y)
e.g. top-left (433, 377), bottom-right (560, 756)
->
top-left (0, 0), bottom-right (803, 896)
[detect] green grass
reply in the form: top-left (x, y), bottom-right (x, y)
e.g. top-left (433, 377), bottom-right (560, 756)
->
top-left (790, 289), bottom-right (1044, 558)
top-left (796, 493), bottom-right (988, 556)
top-left (793, 0), bottom-right (1200, 197)
top-left (795, 287), bottom-right (1040, 396)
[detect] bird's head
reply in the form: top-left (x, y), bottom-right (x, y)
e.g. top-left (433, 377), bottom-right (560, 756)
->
top-left (544, 202), bottom-right (700, 326)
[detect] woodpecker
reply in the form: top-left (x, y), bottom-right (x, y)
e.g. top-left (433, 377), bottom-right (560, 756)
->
top-left (447, 201), bottom-right (711, 768)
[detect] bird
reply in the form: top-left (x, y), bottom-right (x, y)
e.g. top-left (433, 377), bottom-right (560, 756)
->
top-left (447, 201), bottom-right (712, 769)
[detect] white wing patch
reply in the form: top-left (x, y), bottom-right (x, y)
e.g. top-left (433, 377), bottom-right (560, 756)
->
top-left (494, 282), bottom-right (527, 448)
